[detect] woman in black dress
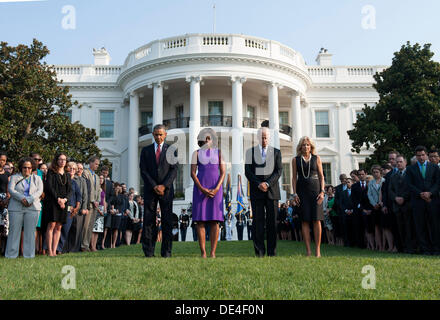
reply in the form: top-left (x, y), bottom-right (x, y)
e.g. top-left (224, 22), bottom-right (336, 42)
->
top-left (43, 153), bottom-right (72, 257)
top-left (291, 136), bottom-right (325, 257)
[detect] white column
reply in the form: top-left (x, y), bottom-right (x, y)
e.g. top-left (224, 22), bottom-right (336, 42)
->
top-left (185, 76), bottom-right (202, 196)
top-left (231, 76), bottom-right (246, 192)
top-left (128, 91), bottom-right (140, 192)
top-left (268, 82), bottom-right (280, 149)
top-left (291, 91), bottom-right (302, 148)
top-left (150, 82), bottom-right (163, 126)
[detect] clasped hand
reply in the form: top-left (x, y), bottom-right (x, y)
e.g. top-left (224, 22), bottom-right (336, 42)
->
top-left (57, 198), bottom-right (67, 209)
top-left (258, 182), bottom-right (268, 193)
top-left (201, 187), bottom-right (219, 198)
top-left (21, 198), bottom-right (31, 207)
top-left (154, 185), bottom-right (166, 196)
top-left (420, 192), bottom-right (432, 203)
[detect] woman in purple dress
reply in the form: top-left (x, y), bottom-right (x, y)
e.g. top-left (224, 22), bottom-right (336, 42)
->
top-left (191, 128), bottom-right (225, 258)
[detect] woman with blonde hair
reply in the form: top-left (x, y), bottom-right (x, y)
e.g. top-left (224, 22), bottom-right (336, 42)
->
top-left (291, 136), bottom-right (325, 257)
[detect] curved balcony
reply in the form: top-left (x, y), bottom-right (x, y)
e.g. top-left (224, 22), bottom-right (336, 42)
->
top-left (123, 34), bottom-right (307, 73)
top-left (138, 117), bottom-right (292, 137)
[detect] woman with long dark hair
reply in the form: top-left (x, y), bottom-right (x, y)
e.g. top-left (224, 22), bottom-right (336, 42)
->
top-left (43, 153), bottom-right (72, 257)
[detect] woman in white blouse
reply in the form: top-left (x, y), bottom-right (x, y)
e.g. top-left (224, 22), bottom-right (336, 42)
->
top-left (367, 165), bottom-right (385, 251)
top-left (125, 193), bottom-right (140, 246)
top-left (6, 158), bottom-right (43, 258)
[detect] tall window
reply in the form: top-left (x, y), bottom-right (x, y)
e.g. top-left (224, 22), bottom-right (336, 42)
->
top-left (208, 101), bottom-right (223, 126)
top-left (322, 162), bottom-right (332, 185)
top-left (279, 111), bottom-right (289, 126)
top-left (282, 163), bottom-right (291, 194)
top-left (174, 165), bottom-right (184, 199)
top-left (315, 111), bottom-right (330, 138)
top-left (208, 101), bottom-right (223, 116)
top-left (141, 111), bottom-right (153, 126)
top-left (247, 105), bottom-right (256, 119)
top-left (99, 110), bottom-right (114, 138)
top-left (175, 105), bottom-right (184, 119)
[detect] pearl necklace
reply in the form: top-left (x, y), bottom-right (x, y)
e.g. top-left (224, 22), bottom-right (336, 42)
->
top-left (301, 154), bottom-right (311, 179)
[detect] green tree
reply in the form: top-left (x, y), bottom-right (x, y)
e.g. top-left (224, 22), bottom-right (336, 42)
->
top-left (348, 42), bottom-right (440, 168)
top-left (0, 39), bottom-right (101, 163)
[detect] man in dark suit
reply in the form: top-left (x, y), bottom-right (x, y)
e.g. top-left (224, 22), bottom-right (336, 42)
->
top-left (405, 145), bottom-right (440, 255)
top-left (340, 178), bottom-right (355, 247)
top-left (98, 166), bottom-right (113, 249)
top-left (333, 174), bottom-right (348, 245)
top-left (245, 127), bottom-right (282, 257)
top-left (139, 124), bottom-right (178, 258)
top-left (388, 155), bottom-right (416, 253)
top-left (350, 168), bottom-right (371, 248)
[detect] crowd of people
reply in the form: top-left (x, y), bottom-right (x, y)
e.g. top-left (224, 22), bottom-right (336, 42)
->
top-left (1, 131), bottom-right (439, 259)
top-left (273, 148), bottom-right (440, 256)
top-left (0, 152), bottom-right (152, 258)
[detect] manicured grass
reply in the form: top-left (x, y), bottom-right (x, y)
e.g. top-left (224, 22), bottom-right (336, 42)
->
top-left (1, 240), bottom-right (439, 300)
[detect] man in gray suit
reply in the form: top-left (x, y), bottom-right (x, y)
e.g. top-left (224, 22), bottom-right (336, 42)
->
top-left (81, 156), bottom-right (101, 252)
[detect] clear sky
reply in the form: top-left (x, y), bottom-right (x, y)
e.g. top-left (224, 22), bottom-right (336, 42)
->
top-left (1, 0), bottom-right (440, 67)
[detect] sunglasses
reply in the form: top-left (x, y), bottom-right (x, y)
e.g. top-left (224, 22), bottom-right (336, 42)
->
top-left (33, 158), bottom-right (42, 162)
top-left (22, 167), bottom-right (32, 170)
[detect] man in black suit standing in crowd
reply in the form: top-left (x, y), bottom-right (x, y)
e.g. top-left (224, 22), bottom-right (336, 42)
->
top-left (139, 124), bottom-right (178, 258)
top-left (245, 127), bottom-right (282, 257)
top-left (350, 168), bottom-right (370, 248)
top-left (405, 146), bottom-right (440, 255)
top-left (341, 178), bottom-right (355, 246)
top-left (388, 155), bottom-right (416, 254)
top-left (334, 174), bottom-right (348, 245)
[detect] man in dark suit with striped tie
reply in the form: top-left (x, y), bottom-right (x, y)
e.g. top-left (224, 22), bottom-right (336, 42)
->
top-left (139, 124), bottom-right (178, 258)
top-left (405, 146), bottom-right (440, 255)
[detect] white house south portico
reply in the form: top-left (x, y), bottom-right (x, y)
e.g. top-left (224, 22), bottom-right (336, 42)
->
top-left (55, 34), bottom-right (385, 210)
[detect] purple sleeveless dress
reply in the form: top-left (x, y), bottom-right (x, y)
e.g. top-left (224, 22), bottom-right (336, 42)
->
top-left (192, 148), bottom-right (224, 222)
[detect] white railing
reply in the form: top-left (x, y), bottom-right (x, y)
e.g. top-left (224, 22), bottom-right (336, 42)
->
top-left (308, 67), bottom-right (335, 76)
top-left (135, 46), bottom-right (152, 60)
top-left (279, 45), bottom-right (296, 60)
top-left (347, 67), bottom-right (374, 76)
top-left (163, 37), bottom-right (188, 50)
top-left (245, 37), bottom-right (268, 50)
top-left (95, 66), bottom-right (122, 75)
top-left (54, 66), bottom-right (81, 75)
top-left (202, 36), bottom-right (229, 45)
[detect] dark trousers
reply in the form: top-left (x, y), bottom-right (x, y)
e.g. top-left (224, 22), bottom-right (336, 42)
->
top-left (247, 223), bottom-right (252, 240)
top-left (394, 206), bottom-right (416, 253)
top-left (251, 198), bottom-right (278, 257)
top-left (236, 224), bottom-right (244, 241)
top-left (58, 212), bottom-right (73, 253)
top-left (142, 196), bottom-right (173, 257)
top-left (411, 198), bottom-right (439, 253)
top-left (341, 214), bottom-right (353, 247)
top-left (353, 211), bottom-right (365, 248)
top-left (180, 227), bottom-right (187, 241)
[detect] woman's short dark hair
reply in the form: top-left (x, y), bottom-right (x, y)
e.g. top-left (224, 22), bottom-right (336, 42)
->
top-left (197, 128), bottom-right (218, 148)
top-left (18, 157), bottom-right (36, 172)
top-left (0, 151), bottom-right (7, 159)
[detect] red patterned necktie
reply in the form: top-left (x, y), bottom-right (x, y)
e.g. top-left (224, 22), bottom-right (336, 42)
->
top-left (156, 144), bottom-right (161, 165)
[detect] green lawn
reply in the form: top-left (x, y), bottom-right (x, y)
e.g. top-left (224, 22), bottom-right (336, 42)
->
top-left (1, 240), bottom-right (439, 300)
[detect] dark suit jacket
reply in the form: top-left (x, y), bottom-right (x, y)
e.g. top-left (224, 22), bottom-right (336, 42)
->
top-left (245, 145), bottom-right (282, 200)
top-left (405, 162), bottom-right (439, 201)
top-left (351, 182), bottom-right (373, 213)
top-left (139, 143), bottom-right (178, 200)
top-left (333, 183), bottom-right (346, 215)
top-left (388, 170), bottom-right (411, 213)
top-left (341, 189), bottom-right (354, 214)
